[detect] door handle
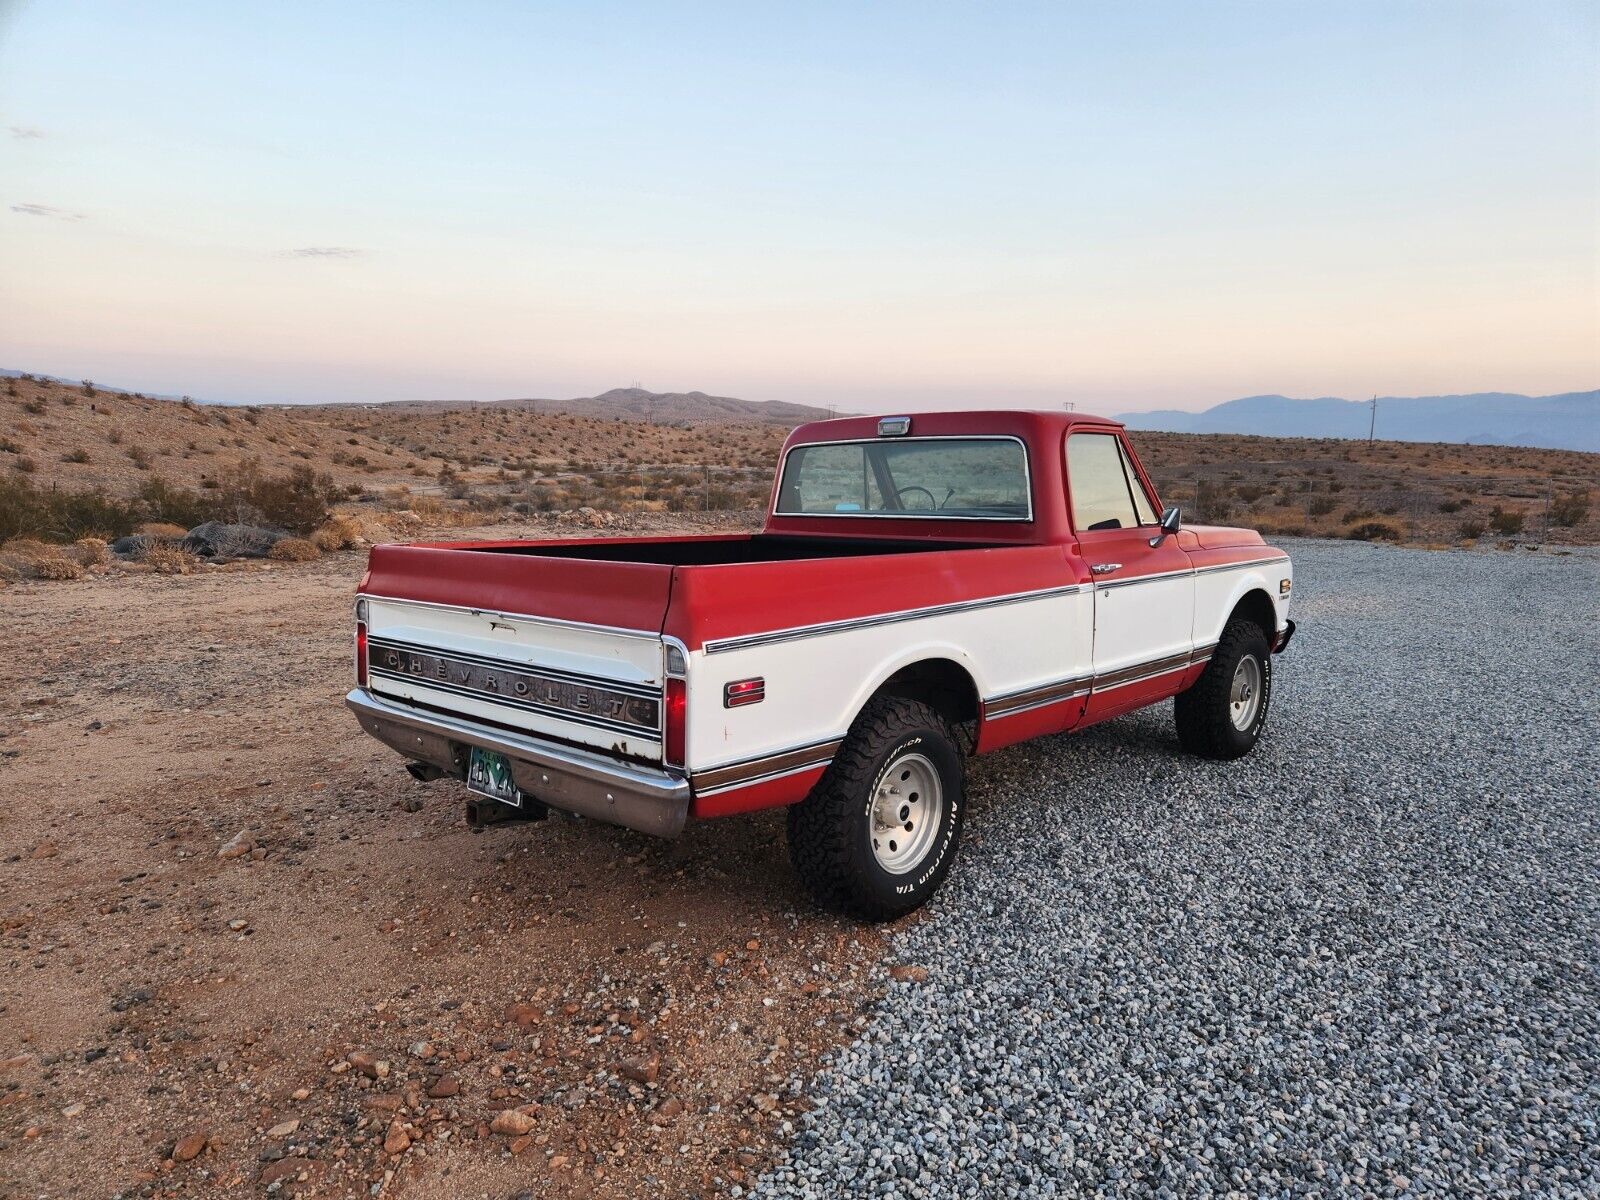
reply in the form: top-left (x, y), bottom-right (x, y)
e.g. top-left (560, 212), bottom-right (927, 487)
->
top-left (1090, 563), bottom-right (1121, 575)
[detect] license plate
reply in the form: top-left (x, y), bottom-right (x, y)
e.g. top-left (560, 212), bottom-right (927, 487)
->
top-left (466, 747), bottom-right (520, 807)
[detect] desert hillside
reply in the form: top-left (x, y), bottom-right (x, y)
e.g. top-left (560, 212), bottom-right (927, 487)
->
top-left (2, 372), bottom-right (1597, 549)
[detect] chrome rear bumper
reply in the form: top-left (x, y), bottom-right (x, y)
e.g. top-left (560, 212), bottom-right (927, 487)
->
top-left (345, 688), bottom-right (690, 838)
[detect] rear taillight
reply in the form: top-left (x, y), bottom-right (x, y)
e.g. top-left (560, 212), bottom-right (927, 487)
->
top-left (355, 622), bottom-right (369, 687)
top-left (664, 677), bottom-right (686, 768)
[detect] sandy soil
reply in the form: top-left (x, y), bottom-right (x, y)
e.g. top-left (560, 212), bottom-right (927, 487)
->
top-left (0, 536), bottom-right (885, 1199)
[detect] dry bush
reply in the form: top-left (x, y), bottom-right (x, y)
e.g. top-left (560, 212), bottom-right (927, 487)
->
top-left (1550, 491), bottom-right (1590, 528)
top-left (73, 537), bottom-right (110, 566)
top-left (1458, 518), bottom-right (1487, 539)
top-left (1, 536), bottom-right (54, 561)
top-left (1487, 506), bottom-right (1525, 535)
top-left (31, 555), bottom-right (84, 581)
top-left (138, 521), bottom-right (189, 539)
top-left (268, 537), bottom-right (321, 562)
top-left (144, 544), bottom-right (197, 574)
top-left (310, 514), bottom-right (361, 551)
top-left (1345, 519), bottom-right (1406, 542)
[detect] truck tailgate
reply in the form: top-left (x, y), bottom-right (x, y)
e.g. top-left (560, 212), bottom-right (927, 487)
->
top-left (359, 543), bottom-right (672, 762)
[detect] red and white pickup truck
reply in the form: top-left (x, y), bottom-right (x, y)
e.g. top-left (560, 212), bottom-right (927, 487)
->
top-left (348, 411), bottom-right (1294, 918)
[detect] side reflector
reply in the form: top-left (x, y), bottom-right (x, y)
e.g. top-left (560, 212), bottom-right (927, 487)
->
top-left (724, 677), bottom-right (765, 708)
top-left (355, 623), bottom-right (369, 687)
top-left (664, 677), bottom-right (687, 767)
top-left (1279, 578), bottom-right (1292, 596)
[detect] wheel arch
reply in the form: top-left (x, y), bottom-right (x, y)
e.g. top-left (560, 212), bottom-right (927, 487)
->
top-left (1226, 586), bottom-right (1278, 644)
top-left (856, 653), bottom-right (982, 748)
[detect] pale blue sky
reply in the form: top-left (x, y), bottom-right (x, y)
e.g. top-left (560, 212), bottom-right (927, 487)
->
top-left (1, 1), bottom-right (1595, 410)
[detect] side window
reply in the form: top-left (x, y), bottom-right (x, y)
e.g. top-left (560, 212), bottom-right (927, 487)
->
top-left (1118, 440), bottom-right (1158, 525)
top-left (1066, 434), bottom-right (1139, 531)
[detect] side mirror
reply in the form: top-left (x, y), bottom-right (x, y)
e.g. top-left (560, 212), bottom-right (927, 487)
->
top-left (1150, 505), bottom-right (1181, 547)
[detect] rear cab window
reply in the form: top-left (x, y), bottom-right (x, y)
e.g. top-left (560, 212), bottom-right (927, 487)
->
top-left (775, 437), bottom-right (1032, 520)
top-left (1066, 432), bottom-right (1158, 531)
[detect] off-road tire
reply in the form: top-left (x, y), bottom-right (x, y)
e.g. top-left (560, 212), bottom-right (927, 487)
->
top-left (1175, 617), bottom-right (1273, 759)
top-left (787, 696), bottom-right (965, 921)
top-left (1171, 620), bottom-right (1267, 761)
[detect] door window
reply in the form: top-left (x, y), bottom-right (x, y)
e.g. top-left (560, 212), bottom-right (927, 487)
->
top-left (1067, 434), bottom-right (1138, 531)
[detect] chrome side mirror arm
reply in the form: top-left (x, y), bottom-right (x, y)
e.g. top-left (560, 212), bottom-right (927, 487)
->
top-left (1149, 505), bottom-right (1181, 548)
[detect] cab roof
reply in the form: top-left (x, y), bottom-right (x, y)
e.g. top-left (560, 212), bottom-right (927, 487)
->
top-left (781, 409), bottom-right (1123, 450)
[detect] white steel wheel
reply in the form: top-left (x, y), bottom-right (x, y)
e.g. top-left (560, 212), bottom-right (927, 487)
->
top-left (870, 751), bottom-right (943, 874)
top-left (1229, 655), bottom-right (1263, 731)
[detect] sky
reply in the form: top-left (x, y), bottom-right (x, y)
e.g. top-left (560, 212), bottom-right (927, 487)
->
top-left (1, 0), bottom-right (1596, 412)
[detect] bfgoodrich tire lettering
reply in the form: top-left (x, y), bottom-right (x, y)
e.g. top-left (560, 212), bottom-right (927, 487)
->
top-left (1175, 617), bottom-right (1273, 760)
top-left (787, 696), bottom-right (965, 921)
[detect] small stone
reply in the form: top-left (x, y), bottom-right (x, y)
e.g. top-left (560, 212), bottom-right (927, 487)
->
top-left (290, 1088), bottom-right (311, 1102)
top-left (383, 1120), bottom-right (411, 1155)
top-left (509, 1134), bottom-right (532, 1155)
top-left (505, 1002), bottom-right (541, 1028)
top-left (228, 919), bottom-right (249, 932)
top-left (266, 1119), bottom-right (299, 1138)
top-left (655, 1097), bottom-right (685, 1120)
top-left (30, 841), bottom-right (59, 860)
top-left (172, 1130), bottom-right (208, 1162)
top-left (218, 831), bottom-right (253, 860)
top-left (490, 1108), bottom-right (537, 1136)
top-left (618, 1054), bottom-right (661, 1085)
top-left (427, 1075), bottom-right (460, 1099)
top-left (259, 1157), bottom-right (311, 1187)
top-left (62, 1102), bottom-right (86, 1118)
top-left (888, 964), bottom-right (929, 983)
top-left (347, 1050), bottom-right (388, 1079)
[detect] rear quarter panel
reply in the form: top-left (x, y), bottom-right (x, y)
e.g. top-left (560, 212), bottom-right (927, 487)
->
top-left (667, 543), bottom-right (1092, 795)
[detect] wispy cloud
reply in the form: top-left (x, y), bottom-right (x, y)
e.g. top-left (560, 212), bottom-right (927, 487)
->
top-left (279, 246), bottom-right (367, 259)
top-left (11, 203), bottom-right (86, 220)
top-left (9, 126), bottom-right (45, 139)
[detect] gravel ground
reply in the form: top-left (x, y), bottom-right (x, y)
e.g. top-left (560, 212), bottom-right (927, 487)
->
top-left (758, 541), bottom-right (1600, 1199)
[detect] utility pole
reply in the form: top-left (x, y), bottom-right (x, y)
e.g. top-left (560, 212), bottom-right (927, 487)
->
top-left (1368, 395), bottom-right (1377, 444)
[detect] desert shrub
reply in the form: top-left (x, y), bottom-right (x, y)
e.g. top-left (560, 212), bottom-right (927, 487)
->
top-left (1345, 520), bottom-right (1405, 542)
top-left (1234, 484), bottom-right (1269, 505)
top-left (1307, 496), bottom-right (1337, 517)
top-left (126, 446), bottom-right (152, 469)
top-left (1488, 505), bottom-right (1524, 535)
top-left (137, 521), bottom-right (189, 538)
top-left (73, 537), bottom-right (110, 566)
top-left (1550, 490), bottom-right (1590, 528)
top-left (144, 544), bottom-right (197, 574)
top-left (310, 515), bottom-right (361, 551)
top-left (1194, 479), bottom-right (1232, 522)
top-left (0, 475), bottom-right (140, 542)
top-left (1458, 519), bottom-right (1487, 539)
top-left (32, 556), bottom-right (84, 580)
top-left (1438, 498), bottom-right (1466, 514)
top-left (61, 447), bottom-right (90, 464)
top-left (15, 456), bottom-right (37, 472)
top-left (0, 437), bottom-right (20, 453)
top-left (23, 399), bottom-right (46, 415)
top-left (268, 537), bottom-right (320, 562)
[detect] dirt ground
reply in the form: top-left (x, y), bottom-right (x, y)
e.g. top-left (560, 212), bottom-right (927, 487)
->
top-left (0, 535), bottom-right (886, 1199)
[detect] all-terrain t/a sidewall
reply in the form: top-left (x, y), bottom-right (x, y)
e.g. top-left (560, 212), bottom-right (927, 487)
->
top-left (787, 696), bottom-right (966, 921)
top-left (853, 731), bottom-right (964, 918)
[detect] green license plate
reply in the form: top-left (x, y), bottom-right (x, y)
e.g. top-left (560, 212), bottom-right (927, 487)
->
top-left (466, 747), bottom-right (520, 807)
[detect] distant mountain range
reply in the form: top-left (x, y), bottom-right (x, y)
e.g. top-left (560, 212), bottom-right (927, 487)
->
top-left (1118, 391), bottom-right (1599, 453)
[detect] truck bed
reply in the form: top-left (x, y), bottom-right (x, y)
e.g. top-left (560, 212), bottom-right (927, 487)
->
top-left (448, 532), bottom-right (1005, 565)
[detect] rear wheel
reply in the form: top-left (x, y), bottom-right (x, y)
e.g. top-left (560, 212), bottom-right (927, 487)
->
top-left (1175, 618), bottom-right (1273, 759)
top-left (787, 696), bottom-right (964, 921)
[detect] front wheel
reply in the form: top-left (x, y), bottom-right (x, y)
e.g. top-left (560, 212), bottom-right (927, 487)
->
top-left (787, 696), bottom-right (965, 921)
top-left (1175, 618), bottom-right (1273, 759)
